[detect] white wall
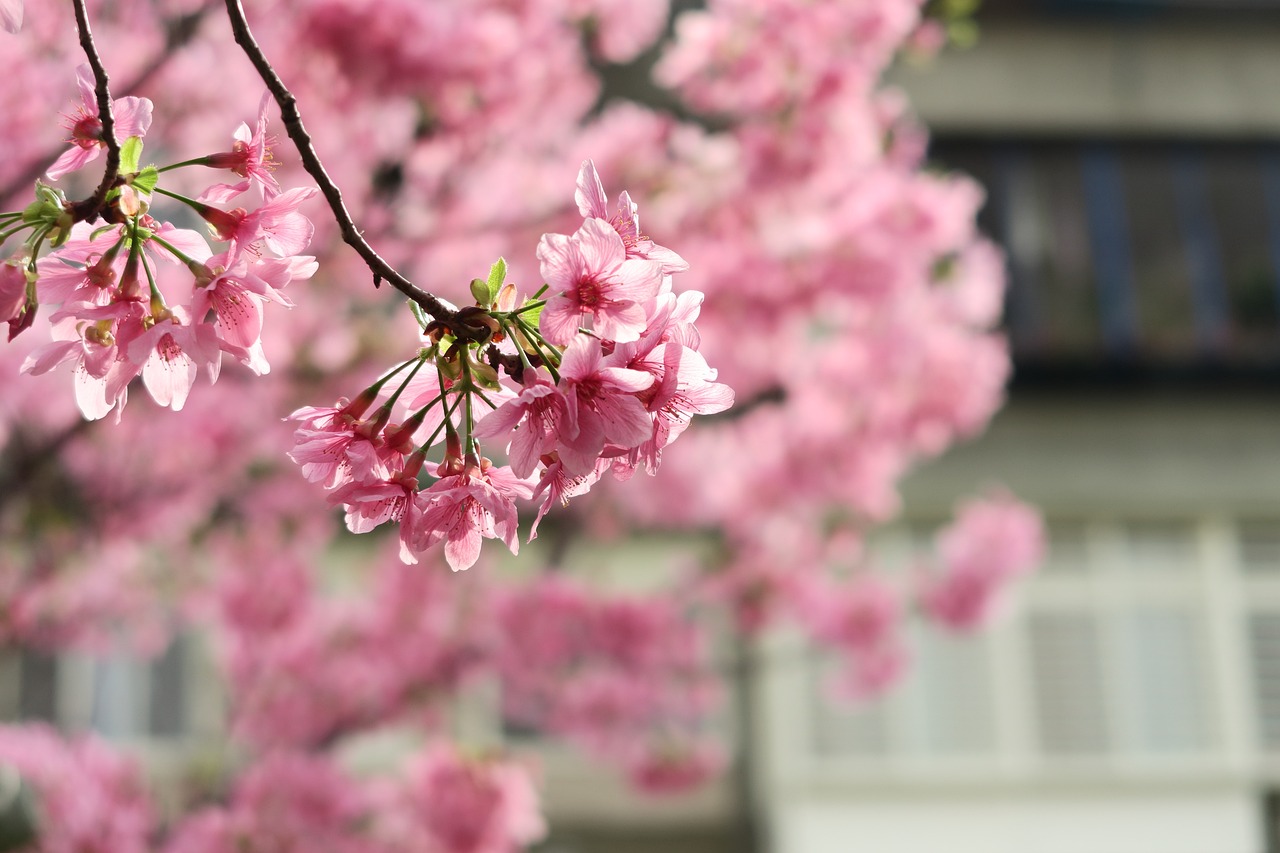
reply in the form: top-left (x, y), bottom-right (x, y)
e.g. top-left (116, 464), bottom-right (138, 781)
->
top-left (770, 788), bottom-right (1261, 853)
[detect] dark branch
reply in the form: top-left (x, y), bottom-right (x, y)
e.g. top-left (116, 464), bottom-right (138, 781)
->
top-left (70, 0), bottom-right (121, 220)
top-left (221, 0), bottom-right (459, 324)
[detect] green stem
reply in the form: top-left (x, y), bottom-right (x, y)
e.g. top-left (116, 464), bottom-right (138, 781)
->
top-left (514, 315), bottom-right (561, 383)
top-left (153, 186), bottom-right (207, 211)
top-left (25, 234), bottom-right (46, 275)
top-left (129, 218), bottom-right (166, 307)
top-left (511, 299), bottom-right (546, 315)
top-left (382, 355), bottom-right (427, 410)
top-left (147, 232), bottom-right (201, 268)
top-left (419, 390), bottom-right (464, 453)
top-left (156, 156), bottom-right (214, 174)
top-left (462, 357), bottom-right (476, 455)
top-left (499, 319), bottom-right (535, 374)
top-left (0, 224), bottom-right (31, 248)
top-left (368, 358), bottom-right (416, 395)
top-left (408, 393), bottom-right (444, 422)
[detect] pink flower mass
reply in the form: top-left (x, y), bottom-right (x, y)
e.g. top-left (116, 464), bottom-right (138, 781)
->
top-left (0, 0), bottom-right (1044, 849)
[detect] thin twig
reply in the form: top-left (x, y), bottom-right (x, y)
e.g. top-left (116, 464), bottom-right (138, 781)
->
top-left (0, 2), bottom-right (218, 208)
top-left (70, 0), bottom-right (121, 220)
top-left (221, 0), bottom-right (459, 324)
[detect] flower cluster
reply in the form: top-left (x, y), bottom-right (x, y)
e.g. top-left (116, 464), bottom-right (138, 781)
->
top-left (290, 161), bottom-right (732, 571)
top-left (0, 724), bottom-right (154, 853)
top-left (4, 71), bottom-right (315, 420)
top-left (164, 746), bottom-right (544, 853)
top-left (495, 576), bottom-right (723, 792)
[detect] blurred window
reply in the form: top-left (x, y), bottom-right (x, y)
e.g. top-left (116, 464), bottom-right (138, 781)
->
top-left (933, 140), bottom-right (1280, 375)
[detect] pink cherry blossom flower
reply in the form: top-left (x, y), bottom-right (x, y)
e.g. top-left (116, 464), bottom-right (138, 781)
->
top-left (34, 223), bottom-right (129, 305)
top-left (555, 335), bottom-right (655, 474)
top-left (199, 186), bottom-right (319, 259)
top-left (528, 452), bottom-right (601, 539)
top-left (289, 419), bottom-right (392, 489)
top-left (413, 459), bottom-right (533, 571)
top-left (189, 251), bottom-right (305, 353)
top-left (0, 725), bottom-right (154, 853)
top-left (47, 64), bottom-right (153, 181)
top-left (473, 368), bottom-right (571, 478)
top-left (203, 91), bottom-right (281, 202)
top-left (23, 301), bottom-right (144, 419)
top-left (575, 159), bottom-right (688, 273)
top-left (536, 217), bottom-right (664, 346)
top-left (122, 307), bottom-right (224, 412)
top-left (919, 495), bottom-right (1045, 631)
top-left (404, 743), bottom-right (546, 853)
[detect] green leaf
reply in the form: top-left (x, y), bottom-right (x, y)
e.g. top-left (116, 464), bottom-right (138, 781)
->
top-left (119, 137), bottom-right (144, 174)
top-left (132, 166), bottom-right (158, 195)
top-left (519, 301), bottom-right (544, 331)
top-left (485, 257), bottom-right (507, 303)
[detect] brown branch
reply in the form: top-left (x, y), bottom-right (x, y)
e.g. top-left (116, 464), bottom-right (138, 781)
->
top-left (0, 2), bottom-right (218, 208)
top-left (221, 0), bottom-right (459, 324)
top-left (69, 0), bottom-right (121, 221)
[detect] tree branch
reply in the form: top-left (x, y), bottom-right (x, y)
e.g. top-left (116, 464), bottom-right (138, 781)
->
top-left (221, 0), bottom-right (459, 324)
top-left (0, 2), bottom-right (218, 208)
top-left (70, 0), bottom-right (121, 220)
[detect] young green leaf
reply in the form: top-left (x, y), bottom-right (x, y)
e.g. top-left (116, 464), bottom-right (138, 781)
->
top-left (484, 257), bottom-right (507, 303)
top-left (132, 166), bottom-right (159, 195)
top-left (119, 137), bottom-right (144, 174)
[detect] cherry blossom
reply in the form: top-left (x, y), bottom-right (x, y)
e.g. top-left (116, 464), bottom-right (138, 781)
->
top-left (47, 64), bottom-right (153, 181)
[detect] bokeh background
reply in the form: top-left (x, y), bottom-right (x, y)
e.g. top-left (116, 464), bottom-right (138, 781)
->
top-left (2, 0), bottom-right (1279, 852)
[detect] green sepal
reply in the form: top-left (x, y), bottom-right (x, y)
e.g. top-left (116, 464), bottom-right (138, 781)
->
top-left (471, 360), bottom-right (502, 390)
top-left (119, 137), bottom-right (144, 174)
top-left (469, 278), bottom-right (489, 305)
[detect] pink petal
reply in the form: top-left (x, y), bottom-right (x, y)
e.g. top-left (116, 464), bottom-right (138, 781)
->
top-left (113, 97), bottom-right (153, 139)
top-left (574, 160), bottom-right (608, 219)
top-left (686, 380), bottom-right (735, 415)
top-left (575, 218), bottom-right (625, 271)
top-left (46, 145), bottom-right (98, 181)
top-left (596, 395), bottom-right (655, 448)
top-left (558, 335), bottom-right (602, 381)
top-left (74, 363), bottom-right (114, 421)
top-left (537, 296), bottom-right (583, 346)
top-left (507, 419), bottom-right (544, 479)
top-left (262, 213), bottom-right (314, 257)
top-left (536, 232), bottom-right (580, 290)
top-left (445, 526), bottom-right (483, 572)
top-left (199, 181), bottom-right (250, 205)
top-left (141, 335), bottom-right (196, 410)
top-left (611, 258), bottom-right (664, 303)
top-left (74, 64), bottom-right (95, 110)
top-left (21, 340), bottom-right (77, 376)
top-left (151, 226), bottom-right (212, 264)
top-left (598, 365), bottom-right (656, 394)
top-left (213, 284), bottom-right (263, 348)
top-left (592, 300), bottom-right (649, 343)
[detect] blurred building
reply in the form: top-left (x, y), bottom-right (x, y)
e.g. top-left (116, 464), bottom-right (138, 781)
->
top-left (758, 1), bottom-right (1280, 851)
